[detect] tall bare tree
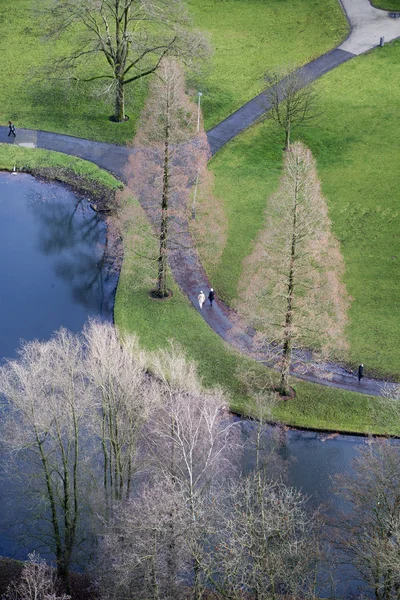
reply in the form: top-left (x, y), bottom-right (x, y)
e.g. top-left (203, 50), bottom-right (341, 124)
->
top-left (263, 66), bottom-right (319, 150)
top-left (0, 322), bottom-right (161, 589)
top-left (148, 344), bottom-right (237, 598)
top-left (211, 474), bottom-right (322, 600)
top-left (83, 320), bottom-right (158, 511)
top-left (0, 330), bottom-right (93, 590)
top-left (46, 0), bottom-right (209, 121)
top-left (130, 59), bottom-right (210, 298)
top-left (239, 142), bottom-right (350, 395)
top-left (97, 344), bottom-right (237, 600)
top-left (335, 442), bottom-right (400, 600)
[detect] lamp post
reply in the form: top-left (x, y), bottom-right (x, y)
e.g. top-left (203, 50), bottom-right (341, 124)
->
top-left (196, 92), bottom-right (203, 133)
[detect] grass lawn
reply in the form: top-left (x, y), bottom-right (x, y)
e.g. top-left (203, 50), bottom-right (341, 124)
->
top-left (371, 0), bottom-right (400, 9)
top-left (206, 41), bottom-right (400, 379)
top-left (188, 0), bottom-right (348, 129)
top-left (114, 196), bottom-right (400, 436)
top-left (0, 0), bottom-right (347, 143)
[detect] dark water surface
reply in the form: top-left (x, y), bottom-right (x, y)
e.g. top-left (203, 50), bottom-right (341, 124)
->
top-left (0, 172), bottom-right (115, 559)
top-left (0, 172), bottom-right (114, 361)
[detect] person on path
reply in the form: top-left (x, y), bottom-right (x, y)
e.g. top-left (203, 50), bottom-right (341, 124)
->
top-left (208, 288), bottom-right (215, 307)
top-left (7, 121), bottom-right (16, 137)
top-left (358, 364), bottom-right (364, 383)
top-left (197, 290), bottom-right (205, 309)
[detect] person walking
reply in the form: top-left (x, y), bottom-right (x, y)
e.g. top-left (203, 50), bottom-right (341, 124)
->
top-left (7, 121), bottom-right (16, 137)
top-left (197, 290), bottom-right (205, 309)
top-left (208, 288), bottom-right (215, 307)
top-left (358, 364), bottom-right (364, 383)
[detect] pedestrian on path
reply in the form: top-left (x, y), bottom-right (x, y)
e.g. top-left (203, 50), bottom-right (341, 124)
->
top-left (197, 290), bottom-right (205, 309)
top-left (358, 364), bottom-right (364, 383)
top-left (7, 121), bottom-right (16, 137)
top-left (208, 288), bottom-right (215, 307)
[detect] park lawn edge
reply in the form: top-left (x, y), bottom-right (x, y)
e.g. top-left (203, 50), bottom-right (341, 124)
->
top-left (114, 195), bottom-right (400, 437)
top-left (0, 144), bottom-right (122, 204)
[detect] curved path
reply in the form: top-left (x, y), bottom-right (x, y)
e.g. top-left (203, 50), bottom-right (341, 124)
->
top-left (1, 0), bottom-right (399, 398)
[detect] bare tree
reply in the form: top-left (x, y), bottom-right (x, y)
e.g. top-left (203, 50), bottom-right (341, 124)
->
top-left (96, 344), bottom-right (237, 600)
top-left (83, 320), bottom-right (158, 512)
top-left (0, 322), bottom-right (160, 589)
top-left (238, 142), bottom-right (350, 395)
top-left (210, 474), bottom-right (322, 600)
top-left (46, 0), bottom-right (210, 122)
top-left (335, 442), bottom-right (400, 600)
top-left (147, 344), bottom-right (237, 599)
top-left (263, 66), bottom-right (319, 150)
top-left (129, 59), bottom-right (210, 298)
top-left (97, 479), bottom-right (190, 600)
top-left (2, 553), bottom-right (70, 600)
top-left (0, 330), bottom-right (94, 590)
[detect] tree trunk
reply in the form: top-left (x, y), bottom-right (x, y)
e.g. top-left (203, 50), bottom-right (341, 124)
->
top-left (280, 167), bottom-right (298, 396)
top-left (114, 77), bottom-right (126, 122)
top-left (156, 115), bottom-right (170, 297)
top-left (284, 120), bottom-right (291, 150)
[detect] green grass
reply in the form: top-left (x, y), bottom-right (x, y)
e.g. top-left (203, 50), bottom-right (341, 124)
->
top-left (207, 41), bottom-right (400, 379)
top-left (0, 0), bottom-right (347, 143)
top-left (206, 121), bottom-right (283, 304)
top-left (371, 0), bottom-right (400, 9)
top-left (114, 196), bottom-right (400, 436)
top-left (0, 144), bottom-right (122, 193)
top-left (188, 0), bottom-right (348, 129)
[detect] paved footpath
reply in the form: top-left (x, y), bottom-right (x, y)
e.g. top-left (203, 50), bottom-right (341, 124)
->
top-left (1, 0), bottom-right (399, 398)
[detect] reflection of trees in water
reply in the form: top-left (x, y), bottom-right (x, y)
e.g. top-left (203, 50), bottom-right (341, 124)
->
top-left (27, 191), bottom-right (114, 315)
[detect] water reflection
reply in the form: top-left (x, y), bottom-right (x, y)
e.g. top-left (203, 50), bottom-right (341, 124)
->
top-left (0, 173), bottom-right (114, 361)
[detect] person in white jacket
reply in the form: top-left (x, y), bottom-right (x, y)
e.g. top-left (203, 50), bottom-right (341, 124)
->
top-left (197, 290), bottom-right (206, 309)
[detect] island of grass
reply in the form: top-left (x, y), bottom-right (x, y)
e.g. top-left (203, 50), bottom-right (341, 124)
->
top-left (0, 0), bottom-right (347, 144)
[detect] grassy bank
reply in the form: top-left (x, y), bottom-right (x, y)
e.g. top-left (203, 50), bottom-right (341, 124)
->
top-left (0, 0), bottom-right (347, 143)
top-left (114, 196), bottom-right (400, 436)
top-left (0, 144), bottom-right (122, 200)
top-left (206, 41), bottom-right (400, 379)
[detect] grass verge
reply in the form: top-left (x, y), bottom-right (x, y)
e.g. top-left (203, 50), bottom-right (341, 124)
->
top-left (114, 196), bottom-right (400, 436)
top-left (206, 41), bottom-right (400, 379)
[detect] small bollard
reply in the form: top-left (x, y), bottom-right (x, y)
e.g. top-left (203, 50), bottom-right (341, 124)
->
top-left (380, 36), bottom-right (385, 47)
